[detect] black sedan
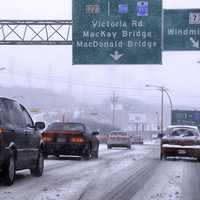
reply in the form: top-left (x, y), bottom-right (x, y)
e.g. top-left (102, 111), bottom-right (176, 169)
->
top-left (42, 122), bottom-right (99, 160)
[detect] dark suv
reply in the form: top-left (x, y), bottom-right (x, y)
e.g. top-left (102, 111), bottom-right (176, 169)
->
top-left (42, 122), bottom-right (99, 160)
top-left (0, 98), bottom-right (45, 185)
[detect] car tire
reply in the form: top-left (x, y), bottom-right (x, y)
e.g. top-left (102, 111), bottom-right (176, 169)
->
top-left (55, 154), bottom-right (60, 158)
top-left (43, 152), bottom-right (48, 159)
top-left (128, 145), bottom-right (131, 150)
top-left (91, 150), bottom-right (99, 159)
top-left (83, 145), bottom-right (91, 160)
top-left (3, 153), bottom-right (15, 186)
top-left (31, 151), bottom-right (44, 177)
top-left (161, 153), bottom-right (167, 160)
top-left (160, 153), bottom-right (163, 160)
top-left (107, 145), bottom-right (112, 149)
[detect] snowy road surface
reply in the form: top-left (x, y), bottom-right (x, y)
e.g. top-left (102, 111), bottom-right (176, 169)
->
top-left (0, 142), bottom-right (200, 200)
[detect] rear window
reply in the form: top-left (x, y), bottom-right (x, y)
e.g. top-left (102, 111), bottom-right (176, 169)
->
top-left (166, 128), bottom-right (199, 137)
top-left (47, 123), bottom-right (85, 132)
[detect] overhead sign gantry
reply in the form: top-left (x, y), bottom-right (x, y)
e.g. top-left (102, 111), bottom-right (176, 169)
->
top-left (73, 0), bottom-right (162, 65)
top-left (0, 20), bottom-right (72, 45)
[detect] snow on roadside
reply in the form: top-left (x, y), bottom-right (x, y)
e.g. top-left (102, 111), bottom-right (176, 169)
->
top-left (144, 139), bottom-right (160, 145)
top-left (33, 177), bottom-right (92, 200)
top-left (132, 160), bottom-right (183, 200)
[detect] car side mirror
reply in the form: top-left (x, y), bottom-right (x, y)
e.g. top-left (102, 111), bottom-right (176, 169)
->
top-left (92, 131), bottom-right (99, 136)
top-left (35, 122), bottom-right (45, 130)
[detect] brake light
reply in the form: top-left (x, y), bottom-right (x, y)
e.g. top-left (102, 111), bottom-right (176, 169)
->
top-left (0, 128), bottom-right (5, 135)
top-left (70, 137), bottom-right (85, 143)
top-left (43, 136), bottom-right (53, 143)
top-left (42, 132), bottom-right (53, 144)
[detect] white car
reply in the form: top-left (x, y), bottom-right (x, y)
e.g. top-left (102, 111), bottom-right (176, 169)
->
top-left (107, 131), bottom-right (131, 149)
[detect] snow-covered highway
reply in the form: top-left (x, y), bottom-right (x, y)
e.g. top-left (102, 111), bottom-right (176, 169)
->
top-left (0, 142), bottom-right (199, 200)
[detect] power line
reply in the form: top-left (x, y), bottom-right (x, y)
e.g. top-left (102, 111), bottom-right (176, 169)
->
top-left (0, 68), bottom-right (157, 91)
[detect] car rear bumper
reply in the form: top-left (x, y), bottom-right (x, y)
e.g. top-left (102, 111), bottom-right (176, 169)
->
top-left (132, 141), bottom-right (143, 144)
top-left (44, 143), bottom-right (87, 156)
top-left (161, 144), bottom-right (200, 158)
top-left (108, 143), bottom-right (130, 147)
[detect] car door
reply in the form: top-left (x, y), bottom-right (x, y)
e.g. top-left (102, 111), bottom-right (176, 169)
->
top-left (4, 100), bottom-right (28, 169)
top-left (21, 105), bottom-right (40, 164)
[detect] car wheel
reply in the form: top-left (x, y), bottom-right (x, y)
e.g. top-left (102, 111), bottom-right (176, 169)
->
top-left (3, 153), bottom-right (15, 186)
top-left (31, 151), bottom-right (44, 177)
top-left (161, 153), bottom-right (167, 160)
top-left (55, 154), bottom-right (60, 158)
top-left (160, 153), bottom-right (163, 160)
top-left (107, 145), bottom-right (112, 149)
top-left (43, 152), bottom-right (48, 159)
top-left (128, 145), bottom-right (131, 150)
top-left (83, 145), bottom-right (91, 160)
top-left (91, 150), bottom-right (99, 159)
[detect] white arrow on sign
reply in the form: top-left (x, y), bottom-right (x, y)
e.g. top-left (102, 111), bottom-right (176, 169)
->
top-left (110, 51), bottom-right (124, 61)
top-left (190, 37), bottom-right (199, 48)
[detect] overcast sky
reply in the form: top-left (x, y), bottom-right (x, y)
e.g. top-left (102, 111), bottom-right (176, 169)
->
top-left (0, 0), bottom-right (200, 108)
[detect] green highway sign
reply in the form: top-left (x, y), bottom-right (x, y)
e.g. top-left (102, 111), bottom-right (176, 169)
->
top-left (164, 9), bottom-right (200, 51)
top-left (172, 110), bottom-right (200, 126)
top-left (73, 0), bottom-right (162, 65)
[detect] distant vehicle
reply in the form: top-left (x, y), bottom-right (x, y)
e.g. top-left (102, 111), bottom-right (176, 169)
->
top-left (160, 125), bottom-right (200, 161)
top-left (42, 122), bottom-right (99, 160)
top-left (107, 131), bottom-right (131, 149)
top-left (0, 97), bottom-right (45, 185)
top-left (131, 135), bottom-right (144, 145)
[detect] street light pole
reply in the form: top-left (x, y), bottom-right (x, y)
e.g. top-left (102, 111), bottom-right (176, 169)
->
top-left (164, 89), bottom-right (173, 123)
top-left (161, 87), bottom-right (164, 134)
top-left (145, 84), bottom-right (173, 134)
top-left (111, 92), bottom-right (118, 130)
top-left (156, 112), bottom-right (160, 130)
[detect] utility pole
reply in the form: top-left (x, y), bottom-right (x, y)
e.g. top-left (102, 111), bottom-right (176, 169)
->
top-left (146, 84), bottom-right (173, 134)
top-left (111, 92), bottom-right (118, 130)
top-left (161, 87), bottom-right (164, 134)
top-left (156, 112), bottom-right (160, 130)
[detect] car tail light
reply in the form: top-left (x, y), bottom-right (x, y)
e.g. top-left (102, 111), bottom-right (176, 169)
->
top-left (0, 128), bottom-right (5, 135)
top-left (43, 136), bottom-right (53, 143)
top-left (42, 132), bottom-right (53, 144)
top-left (70, 137), bottom-right (85, 143)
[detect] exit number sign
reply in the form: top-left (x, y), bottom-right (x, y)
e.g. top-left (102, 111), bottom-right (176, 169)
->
top-left (164, 9), bottom-right (200, 51)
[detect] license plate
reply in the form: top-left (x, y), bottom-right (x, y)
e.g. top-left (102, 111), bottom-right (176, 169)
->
top-left (57, 137), bottom-right (66, 143)
top-left (178, 149), bottom-right (186, 154)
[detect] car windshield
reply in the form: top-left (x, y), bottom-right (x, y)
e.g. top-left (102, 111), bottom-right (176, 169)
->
top-left (167, 128), bottom-right (199, 137)
top-left (47, 123), bottom-right (85, 132)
